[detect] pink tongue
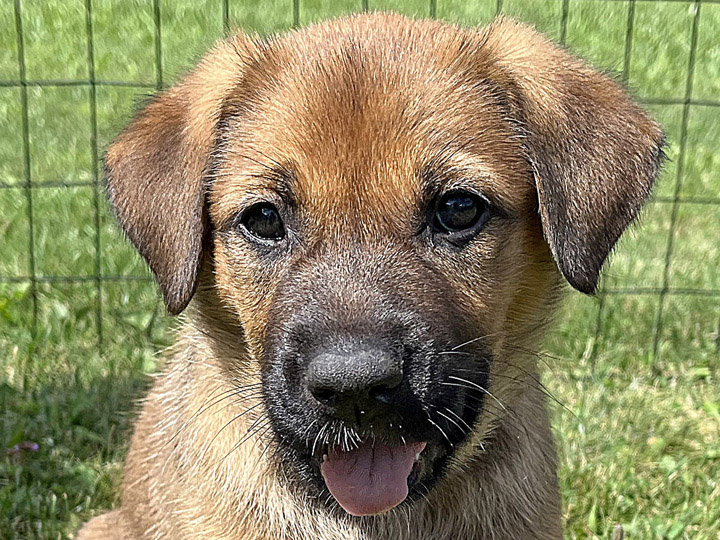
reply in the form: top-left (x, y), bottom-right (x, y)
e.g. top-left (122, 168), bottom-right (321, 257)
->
top-left (320, 441), bottom-right (426, 516)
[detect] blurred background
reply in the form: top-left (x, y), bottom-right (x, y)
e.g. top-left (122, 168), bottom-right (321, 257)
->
top-left (0, 1), bottom-right (718, 538)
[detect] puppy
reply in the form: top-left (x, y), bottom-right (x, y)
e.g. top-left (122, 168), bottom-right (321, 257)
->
top-left (79, 13), bottom-right (663, 540)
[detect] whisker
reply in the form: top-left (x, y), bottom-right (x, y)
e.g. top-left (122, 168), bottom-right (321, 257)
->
top-left (426, 414), bottom-right (453, 448)
top-left (312, 422), bottom-right (330, 457)
top-left (450, 365), bottom-right (562, 406)
top-left (442, 407), bottom-right (473, 433)
top-left (437, 350), bottom-right (479, 357)
top-left (248, 424), bottom-right (276, 473)
top-left (436, 409), bottom-right (466, 436)
top-left (213, 417), bottom-right (272, 471)
top-left (301, 418), bottom-right (319, 447)
top-left (166, 385), bottom-right (233, 444)
top-left (206, 402), bottom-right (263, 450)
top-left (461, 359), bottom-right (574, 417)
top-left (446, 375), bottom-right (507, 412)
top-left (449, 333), bottom-right (498, 352)
top-left (167, 383), bottom-right (263, 447)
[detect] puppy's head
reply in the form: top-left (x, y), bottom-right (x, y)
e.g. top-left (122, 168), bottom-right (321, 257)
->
top-left (106, 14), bottom-right (663, 517)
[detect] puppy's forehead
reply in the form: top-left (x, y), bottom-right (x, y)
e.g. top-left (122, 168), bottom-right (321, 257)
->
top-left (211, 17), bottom-right (531, 229)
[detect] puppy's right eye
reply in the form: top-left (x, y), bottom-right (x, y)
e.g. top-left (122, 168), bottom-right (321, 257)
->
top-left (239, 203), bottom-right (285, 241)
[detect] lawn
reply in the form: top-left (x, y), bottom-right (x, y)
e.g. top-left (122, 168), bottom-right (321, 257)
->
top-left (1, 1), bottom-right (719, 538)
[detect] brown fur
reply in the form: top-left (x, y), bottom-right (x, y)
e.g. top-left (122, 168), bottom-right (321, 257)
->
top-left (78, 13), bottom-right (663, 539)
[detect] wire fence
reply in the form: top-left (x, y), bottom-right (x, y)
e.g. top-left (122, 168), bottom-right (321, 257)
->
top-left (1, 0), bottom-right (719, 373)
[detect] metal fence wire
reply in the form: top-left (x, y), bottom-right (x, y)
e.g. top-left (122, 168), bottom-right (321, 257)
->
top-left (1, 0), bottom-right (719, 373)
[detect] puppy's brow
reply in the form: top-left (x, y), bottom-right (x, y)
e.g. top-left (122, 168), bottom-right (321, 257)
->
top-left (249, 148), bottom-right (296, 183)
top-left (225, 152), bottom-right (298, 204)
top-left (418, 155), bottom-right (483, 199)
top-left (418, 158), bottom-right (457, 202)
top-left (253, 161), bottom-right (297, 204)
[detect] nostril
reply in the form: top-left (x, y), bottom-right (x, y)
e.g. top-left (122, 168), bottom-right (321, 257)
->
top-left (310, 386), bottom-right (337, 406)
top-left (368, 383), bottom-right (400, 404)
top-left (305, 348), bottom-right (403, 410)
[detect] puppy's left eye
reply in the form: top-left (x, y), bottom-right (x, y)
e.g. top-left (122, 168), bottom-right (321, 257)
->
top-left (433, 191), bottom-right (490, 234)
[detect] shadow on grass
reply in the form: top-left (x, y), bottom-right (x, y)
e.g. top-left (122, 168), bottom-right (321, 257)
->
top-left (0, 370), bottom-right (151, 540)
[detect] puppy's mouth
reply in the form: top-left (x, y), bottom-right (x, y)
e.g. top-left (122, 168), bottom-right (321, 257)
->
top-left (286, 424), bottom-right (459, 518)
top-left (262, 338), bottom-right (491, 516)
top-left (319, 440), bottom-right (427, 516)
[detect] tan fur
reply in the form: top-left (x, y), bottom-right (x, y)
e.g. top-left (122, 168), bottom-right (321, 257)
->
top-left (79, 13), bottom-right (663, 540)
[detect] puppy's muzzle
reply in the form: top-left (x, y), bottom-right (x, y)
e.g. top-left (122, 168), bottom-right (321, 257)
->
top-left (306, 346), bottom-right (404, 425)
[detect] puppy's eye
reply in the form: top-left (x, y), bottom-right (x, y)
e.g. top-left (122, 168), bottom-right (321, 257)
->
top-left (239, 203), bottom-right (285, 241)
top-left (434, 191), bottom-right (489, 234)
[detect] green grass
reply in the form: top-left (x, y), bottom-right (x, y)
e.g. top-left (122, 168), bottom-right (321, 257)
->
top-left (1, 1), bottom-right (719, 538)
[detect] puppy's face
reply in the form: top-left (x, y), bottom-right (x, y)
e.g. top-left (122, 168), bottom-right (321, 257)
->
top-left (105, 14), bottom-right (663, 518)
top-left (209, 48), bottom-right (541, 513)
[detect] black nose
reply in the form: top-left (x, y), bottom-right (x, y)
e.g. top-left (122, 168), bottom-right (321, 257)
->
top-left (306, 348), bottom-right (403, 423)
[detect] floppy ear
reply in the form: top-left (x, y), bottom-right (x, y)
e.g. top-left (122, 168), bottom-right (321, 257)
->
top-left (484, 18), bottom-right (665, 293)
top-left (105, 35), bottom-right (256, 315)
